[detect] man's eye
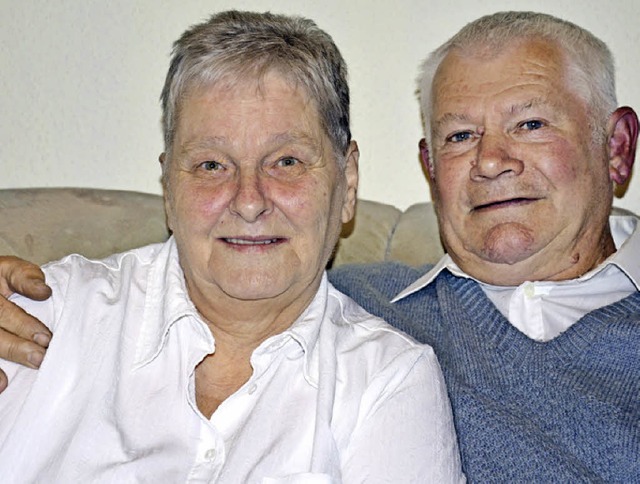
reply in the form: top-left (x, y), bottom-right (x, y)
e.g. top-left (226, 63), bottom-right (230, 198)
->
top-left (201, 161), bottom-right (223, 171)
top-left (446, 131), bottom-right (473, 143)
top-left (519, 119), bottom-right (545, 130)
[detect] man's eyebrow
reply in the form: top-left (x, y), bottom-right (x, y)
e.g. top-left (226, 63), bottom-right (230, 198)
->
top-left (506, 97), bottom-right (550, 116)
top-left (433, 113), bottom-right (471, 135)
top-left (433, 97), bottom-right (555, 134)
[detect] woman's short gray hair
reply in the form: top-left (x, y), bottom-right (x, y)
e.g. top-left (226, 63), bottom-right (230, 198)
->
top-left (417, 11), bottom-right (617, 148)
top-left (161, 10), bottom-right (351, 161)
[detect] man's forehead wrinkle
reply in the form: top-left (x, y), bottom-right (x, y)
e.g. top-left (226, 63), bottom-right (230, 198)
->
top-left (506, 97), bottom-right (548, 116)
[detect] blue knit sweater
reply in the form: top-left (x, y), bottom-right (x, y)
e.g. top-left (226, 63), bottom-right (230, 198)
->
top-left (328, 262), bottom-right (640, 482)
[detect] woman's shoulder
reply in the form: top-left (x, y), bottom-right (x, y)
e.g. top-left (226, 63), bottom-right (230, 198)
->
top-left (42, 242), bottom-right (166, 281)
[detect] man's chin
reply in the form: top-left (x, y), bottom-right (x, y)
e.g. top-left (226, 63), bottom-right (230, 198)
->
top-left (479, 248), bottom-right (537, 267)
top-left (479, 223), bottom-right (537, 264)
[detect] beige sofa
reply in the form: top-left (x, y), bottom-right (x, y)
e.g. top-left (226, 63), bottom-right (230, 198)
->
top-left (0, 188), bottom-right (445, 268)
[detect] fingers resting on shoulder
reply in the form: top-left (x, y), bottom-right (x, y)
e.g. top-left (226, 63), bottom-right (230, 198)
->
top-left (0, 256), bottom-right (53, 392)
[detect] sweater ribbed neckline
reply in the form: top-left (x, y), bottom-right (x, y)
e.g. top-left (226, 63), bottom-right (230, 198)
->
top-left (439, 272), bottom-right (640, 372)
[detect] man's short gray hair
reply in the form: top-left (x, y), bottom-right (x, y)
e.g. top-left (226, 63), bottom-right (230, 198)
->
top-left (417, 11), bottom-right (617, 148)
top-left (161, 10), bottom-right (351, 160)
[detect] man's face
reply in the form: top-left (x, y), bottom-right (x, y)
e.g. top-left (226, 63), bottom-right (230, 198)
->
top-left (163, 73), bottom-right (358, 314)
top-left (428, 39), bottom-right (615, 285)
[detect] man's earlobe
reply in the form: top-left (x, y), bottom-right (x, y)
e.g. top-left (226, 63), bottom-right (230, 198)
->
top-left (419, 138), bottom-right (435, 181)
top-left (608, 106), bottom-right (638, 185)
top-left (159, 153), bottom-right (166, 166)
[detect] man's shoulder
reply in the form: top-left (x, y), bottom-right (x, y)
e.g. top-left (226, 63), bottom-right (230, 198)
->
top-left (328, 262), bottom-right (428, 299)
top-left (327, 262), bottom-right (444, 344)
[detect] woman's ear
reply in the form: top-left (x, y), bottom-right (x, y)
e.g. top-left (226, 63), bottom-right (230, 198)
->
top-left (341, 140), bottom-right (359, 224)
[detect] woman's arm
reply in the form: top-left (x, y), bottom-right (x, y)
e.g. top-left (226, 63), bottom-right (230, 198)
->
top-left (341, 346), bottom-right (465, 482)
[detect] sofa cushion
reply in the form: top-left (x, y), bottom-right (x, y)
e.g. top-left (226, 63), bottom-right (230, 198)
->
top-left (388, 202), bottom-right (444, 266)
top-left (331, 199), bottom-right (402, 267)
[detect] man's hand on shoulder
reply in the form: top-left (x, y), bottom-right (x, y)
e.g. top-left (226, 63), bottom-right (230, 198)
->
top-left (0, 256), bottom-right (52, 393)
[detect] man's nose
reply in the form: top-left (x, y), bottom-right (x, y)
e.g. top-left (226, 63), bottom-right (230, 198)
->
top-left (471, 132), bottom-right (524, 180)
top-left (229, 168), bottom-right (272, 222)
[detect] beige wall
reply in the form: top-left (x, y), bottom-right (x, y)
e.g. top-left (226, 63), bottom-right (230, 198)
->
top-left (2, 0), bottom-right (639, 212)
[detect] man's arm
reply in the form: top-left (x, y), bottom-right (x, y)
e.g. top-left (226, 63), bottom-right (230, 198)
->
top-left (0, 256), bottom-right (52, 392)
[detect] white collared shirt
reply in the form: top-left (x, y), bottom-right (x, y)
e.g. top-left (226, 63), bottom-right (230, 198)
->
top-left (393, 215), bottom-right (640, 342)
top-left (0, 238), bottom-right (463, 483)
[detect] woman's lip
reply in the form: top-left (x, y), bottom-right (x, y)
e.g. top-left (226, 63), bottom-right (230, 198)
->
top-left (221, 237), bottom-right (286, 246)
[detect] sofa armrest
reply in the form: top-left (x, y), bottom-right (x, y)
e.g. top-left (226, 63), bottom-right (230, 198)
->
top-left (0, 188), bottom-right (169, 265)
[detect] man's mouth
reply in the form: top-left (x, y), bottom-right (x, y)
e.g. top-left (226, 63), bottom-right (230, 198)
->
top-left (473, 197), bottom-right (538, 211)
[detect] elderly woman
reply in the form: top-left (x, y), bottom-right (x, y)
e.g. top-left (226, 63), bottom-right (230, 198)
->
top-left (0, 11), bottom-right (462, 482)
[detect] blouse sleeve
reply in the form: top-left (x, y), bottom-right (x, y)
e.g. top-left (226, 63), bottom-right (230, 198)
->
top-left (340, 346), bottom-right (465, 483)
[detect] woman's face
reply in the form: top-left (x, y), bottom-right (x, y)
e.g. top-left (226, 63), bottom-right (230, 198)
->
top-left (163, 73), bottom-right (358, 315)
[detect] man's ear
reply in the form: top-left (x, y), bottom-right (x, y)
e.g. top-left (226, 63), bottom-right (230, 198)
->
top-left (419, 138), bottom-right (435, 181)
top-left (341, 140), bottom-right (359, 224)
top-left (607, 106), bottom-right (638, 185)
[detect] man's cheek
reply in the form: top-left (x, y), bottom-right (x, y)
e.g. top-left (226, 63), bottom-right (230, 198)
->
top-left (539, 142), bottom-right (582, 182)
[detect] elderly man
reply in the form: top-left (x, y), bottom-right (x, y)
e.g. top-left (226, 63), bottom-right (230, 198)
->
top-left (0, 10), bottom-right (463, 482)
top-left (333, 11), bottom-right (640, 481)
top-left (1, 9), bottom-right (639, 481)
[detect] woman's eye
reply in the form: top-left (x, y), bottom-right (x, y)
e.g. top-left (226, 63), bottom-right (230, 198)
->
top-left (446, 131), bottom-right (473, 143)
top-left (519, 119), bottom-right (545, 130)
top-left (268, 156), bottom-right (306, 178)
top-left (277, 157), bottom-right (300, 168)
